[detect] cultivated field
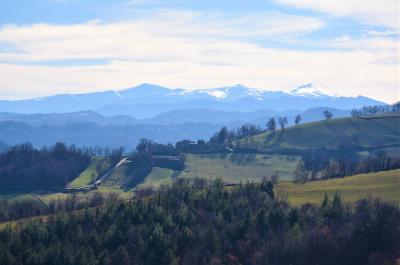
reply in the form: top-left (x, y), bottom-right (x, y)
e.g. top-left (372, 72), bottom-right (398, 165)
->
top-left (137, 153), bottom-right (298, 188)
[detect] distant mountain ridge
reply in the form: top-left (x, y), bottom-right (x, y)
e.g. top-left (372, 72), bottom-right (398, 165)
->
top-left (0, 121), bottom-right (222, 149)
top-left (0, 111), bottom-right (138, 126)
top-left (0, 83), bottom-right (384, 118)
top-left (0, 107), bottom-right (350, 127)
top-left (0, 107), bottom-right (351, 149)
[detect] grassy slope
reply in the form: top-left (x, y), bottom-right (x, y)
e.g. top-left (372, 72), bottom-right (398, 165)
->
top-left (237, 116), bottom-right (400, 152)
top-left (100, 154), bottom-right (298, 189)
top-left (138, 167), bottom-right (176, 188)
top-left (277, 169), bottom-right (400, 206)
top-left (137, 153), bottom-right (298, 188)
top-left (68, 157), bottom-right (110, 188)
top-left (179, 153), bottom-right (298, 182)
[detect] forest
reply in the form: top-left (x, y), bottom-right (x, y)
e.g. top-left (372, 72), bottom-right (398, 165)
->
top-left (0, 143), bottom-right (90, 191)
top-left (0, 180), bottom-right (399, 265)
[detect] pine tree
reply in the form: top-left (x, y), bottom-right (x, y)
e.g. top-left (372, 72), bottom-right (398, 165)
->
top-left (110, 246), bottom-right (131, 265)
top-left (97, 249), bottom-right (111, 265)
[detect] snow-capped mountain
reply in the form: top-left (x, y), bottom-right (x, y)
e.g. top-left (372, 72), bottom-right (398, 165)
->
top-left (290, 83), bottom-right (336, 98)
top-left (193, 84), bottom-right (265, 101)
top-left (196, 83), bottom-right (337, 100)
top-left (0, 83), bottom-right (383, 117)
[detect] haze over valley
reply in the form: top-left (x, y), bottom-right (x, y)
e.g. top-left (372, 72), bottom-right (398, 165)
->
top-left (0, 83), bottom-right (384, 149)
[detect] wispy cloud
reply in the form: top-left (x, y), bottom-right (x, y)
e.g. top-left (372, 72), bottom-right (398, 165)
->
top-left (0, 8), bottom-right (398, 103)
top-left (275, 0), bottom-right (400, 30)
top-left (0, 10), bottom-right (325, 63)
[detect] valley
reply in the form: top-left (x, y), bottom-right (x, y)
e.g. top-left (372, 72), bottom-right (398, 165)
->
top-left (0, 101), bottom-right (398, 265)
top-left (1, 114), bottom-right (399, 208)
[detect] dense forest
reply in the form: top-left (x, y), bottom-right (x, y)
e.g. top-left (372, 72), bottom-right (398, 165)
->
top-left (0, 180), bottom-right (399, 265)
top-left (0, 143), bottom-right (90, 191)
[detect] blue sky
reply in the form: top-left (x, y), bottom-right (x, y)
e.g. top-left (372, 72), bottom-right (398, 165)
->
top-left (0, 0), bottom-right (398, 102)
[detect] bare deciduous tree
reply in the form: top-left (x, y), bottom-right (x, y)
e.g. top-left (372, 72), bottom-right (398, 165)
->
top-left (294, 114), bottom-right (302, 125)
top-left (278, 116), bottom-right (288, 130)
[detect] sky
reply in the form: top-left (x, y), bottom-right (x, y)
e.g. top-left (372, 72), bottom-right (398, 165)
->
top-left (0, 0), bottom-right (399, 103)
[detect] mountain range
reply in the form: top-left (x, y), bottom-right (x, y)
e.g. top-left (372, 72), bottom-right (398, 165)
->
top-left (0, 83), bottom-right (383, 118)
top-left (0, 83), bottom-right (385, 149)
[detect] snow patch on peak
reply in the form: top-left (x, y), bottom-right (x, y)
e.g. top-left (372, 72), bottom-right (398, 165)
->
top-left (290, 83), bottom-right (336, 97)
top-left (206, 90), bottom-right (227, 99)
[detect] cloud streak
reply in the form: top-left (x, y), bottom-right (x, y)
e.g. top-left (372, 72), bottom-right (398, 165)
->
top-left (0, 10), bottom-right (325, 63)
top-left (276, 0), bottom-right (400, 30)
top-left (0, 8), bottom-right (398, 103)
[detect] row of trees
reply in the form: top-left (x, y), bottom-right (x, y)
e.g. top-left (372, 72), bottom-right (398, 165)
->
top-left (0, 180), bottom-right (398, 265)
top-left (293, 149), bottom-right (400, 182)
top-left (351, 102), bottom-right (400, 116)
top-left (208, 124), bottom-right (268, 145)
top-left (266, 111), bottom-right (334, 133)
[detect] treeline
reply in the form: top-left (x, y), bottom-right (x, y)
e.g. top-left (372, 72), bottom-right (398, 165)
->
top-left (0, 143), bottom-right (91, 190)
top-left (0, 180), bottom-right (399, 265)
top-left (351, 102), bottom-right (400, 116)
top-left (293, 149), bottom-right (400, 182)
top-left (209, 124), bottom-right (265, 144)
top-left (133, 124), bottom-right (264, 156)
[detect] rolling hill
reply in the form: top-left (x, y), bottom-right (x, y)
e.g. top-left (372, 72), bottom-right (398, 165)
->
top-left (97, 153), bottom-right (298, 190)
top-left (0, 121), bottom-right (221, 149)
top-left (236, 116), bottom-right (400, 153)
top-left (277, 169), bottom-right (400, 206)
top-left (0, 107), bottom-right (350, 127)
top-left (0, 111), bottom-right (138, 126)
top-left (0, 107), bottom-right (350, 149)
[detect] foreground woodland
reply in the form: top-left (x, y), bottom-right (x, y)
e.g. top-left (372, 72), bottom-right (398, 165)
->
top-left (0, 180), bottom-right (399, 265)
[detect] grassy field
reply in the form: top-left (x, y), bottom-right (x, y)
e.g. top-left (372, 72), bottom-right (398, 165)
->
top-left (100, 153), bottom-right (298, 189)
top-left (68, 157), bottom-right (111, 188)
top-left (138, 167), bottom-right (176, 188)
top-left (237, 116), bottom-right (400, 152)
top-left (9, 169), bottom-right (399, 207)
top-left (276, 169), bottom-right (400, 206)
top-left (179, 153), bottom-right (298, 182)
top-left (35, 185), bottom-right (135, 204)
